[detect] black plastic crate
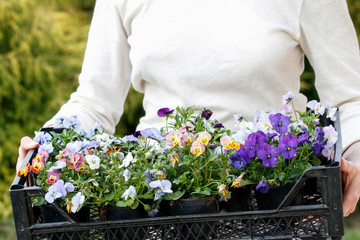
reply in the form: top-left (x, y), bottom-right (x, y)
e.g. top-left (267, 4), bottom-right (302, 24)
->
top-left (10, 113), bottom-right (344, 240)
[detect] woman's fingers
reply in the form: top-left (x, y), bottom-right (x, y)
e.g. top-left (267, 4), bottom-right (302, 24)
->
top-left (341, 158), bottom-right (360, 217)
top-left (16, 136), bottom-right (38, 172)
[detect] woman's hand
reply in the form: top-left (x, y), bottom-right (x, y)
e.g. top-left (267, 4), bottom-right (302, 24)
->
top-left (341, 141), bottom-right (360, 217)
top-left (16, 136), bottom-right (38, 173)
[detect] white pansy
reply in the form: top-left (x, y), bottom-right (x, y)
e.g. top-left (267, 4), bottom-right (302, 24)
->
top-left (85, 155), bottom-right (101, 170)
top-left (119, 152), bottom-right (134, 168)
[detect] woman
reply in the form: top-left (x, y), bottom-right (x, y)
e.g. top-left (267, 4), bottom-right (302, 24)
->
top-left (18, 0), bottom-right (360, 216)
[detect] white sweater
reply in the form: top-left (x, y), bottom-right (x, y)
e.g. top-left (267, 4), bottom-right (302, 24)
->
top-left (47, 0), bottom-right (360, 150)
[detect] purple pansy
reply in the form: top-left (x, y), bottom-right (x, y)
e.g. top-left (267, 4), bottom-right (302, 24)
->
top-left (89, 122), bottom-right (101, 137)
top-left (257, 143), bottom-right (279, 167)
top-left (297, 132), bottom-right (311, 145)
top-left (66, 141), bottom-right (85, 154)
top-left (312, 142), bottom-right (324, 156)
top-left (256, 180), bottom-right (270, 193)
top-left (64, 182), bottom-right (75, 192)
top-left (281, 91), bottom-right (296, 105)
top-left (140, 128), bottom-right (163, 141)
top-left (157, 108), bottom-right (174, 117)
top-left (38, 142), bottom-right (54, 155)
top-left (48, 161), bottom-right (67, 172)
top-left (122, 135), bottom-right (143, 144)
top-left (244, 131), bottom-right (266, 158)
top-left (149, 180), bottom-right (173, 201)
top-left (55, 116), bottom-right (81, 130)
top-left (315, 127), bottom-right (325, 143)
top-left (45, 180), bottom-right (67, 203)
top-left (266, 132), bottom-right (278, 141)
top-left (231, 148), bottom-right (250, 169)
top-left (278, 134), bottom-right (298, 159)
top-left (214, 123), bottom-right (224, 129)
top-left (148, 206), bottom-right (160, 217)
top-left (33, 131), bottom-right (52, 145)
top-left (269, 113), bottom-right (290, 134)
top-left (201, 109), bottom-right (213, 120)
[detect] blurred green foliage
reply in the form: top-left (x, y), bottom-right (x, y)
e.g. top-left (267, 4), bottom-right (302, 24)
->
top-left (0, 0), bottom-right (94, 218)
top-left (0, 0), bottom-right (360, 221)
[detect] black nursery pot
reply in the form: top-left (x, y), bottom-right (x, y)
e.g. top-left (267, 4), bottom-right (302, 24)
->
top-left (40, 204), bottom-right (90, 240)
top-left (219, 186), bottom-right (252, 212)
top-left (170, 197), bottom-right (219, 240)
top-left (255, 183), bottom-right (303, 210)
top-left (103, 204), bottom-right (147, 240)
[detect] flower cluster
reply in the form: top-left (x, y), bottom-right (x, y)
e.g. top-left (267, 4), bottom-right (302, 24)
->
top-left (155, 106), bottom-right (233, 199)
top-left (18, 116), bottom-right (165, 214)
top-left (227, 92), bottom-right (338, 193)
top-left (17, 92), bottom-right (339, 214)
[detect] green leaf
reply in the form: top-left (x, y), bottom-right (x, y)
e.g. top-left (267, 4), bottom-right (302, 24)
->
top-left (126, 198), bottom-right (134, 207)
top-left (143, 204), bottom-right (151, 212)
top-left (207, 154), bottom-right (219, 162)
top-left (104, 191), bottom-right (115, 201)
top-left (239, 179), bottom-right (257, 187)
top-left (116, 201), bottom-right (127, 208)
top-left (130, 199), bottom-right (139, 209)
top-left (278, 173), bottom-right (285, 181)
top-left (163, 190), bottom-right (185, 200)
top-left (190, 187), bottom-right (211, 197)
top-left (312, 158), bottom-right (321, 166)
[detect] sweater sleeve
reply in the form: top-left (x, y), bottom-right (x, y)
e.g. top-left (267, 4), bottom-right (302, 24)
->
top-left (299, 0), bottom-right (360, 150)
top-left (45, 0), bottom-right (132, 134)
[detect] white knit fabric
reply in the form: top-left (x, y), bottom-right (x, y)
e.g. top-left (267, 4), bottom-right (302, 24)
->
top-left (46, 0), bottom-right (360, 149)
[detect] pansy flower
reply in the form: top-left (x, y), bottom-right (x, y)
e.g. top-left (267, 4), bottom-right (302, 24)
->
top-left (281, 91), bottom-right (295, 105)
top-left (231, 148), bottom-right (250, 169)
top-left (179, 133), bottom-right (195, 147)
top-left (257, 143), bottom-right (279, 167)
top-left (45, 180), bottom-right (67, 203)
top-left (67, 152), bottom-right (85, 171)
top-left (33, 131), bottom-right (52, 145)
top-left (323, 125), bottom-right (338, 147)
top-left (17, 163), bottom-right (30, 177)
top-left (244, 131), bottom-right (266, 158)
top-left (269, 113), bottom-right (290, 134)
top-left (46, 172), bottom-right (60, 185)
top-left (278, 134), bottom-right (298, 159)
top-left (85, 155), bottom-right (100, 170)
top-left (165, 130), bottom-right (182, 147)
top-left (179, 122), bottom-right (195, 133)
top-left (48, 160), bottom-right (67, 172)
top-left (190, 141), bottom-right (205, 156)
top-left (140, 127), bottom-right (163, 141)
top-left (256, 180), bottom-right (270, 193)
top-left (123, 169), bottom-right (132, 182)
top-left (121, 186), bottom-right (137, 200)
top-left (69, 192), bottom-right (85, 213)
top-left (218, 184), bottom-right (228, 196)
top-left (149, 180), bottom-right (173, 201)
top-left (231, 173), bottom-right (245, 188)
top-left (30, 158), bottom-right (44, 174)
top-left (196, 131), bottom-right (211, 146)
top-left (119, 152), bottom-right (134, 168)
top-left (220, 136), bottom-right (241, 151)
top-left (201, 109), bottom-right (213, 120)
top-left (157, 108), bottom-right (174, 117)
